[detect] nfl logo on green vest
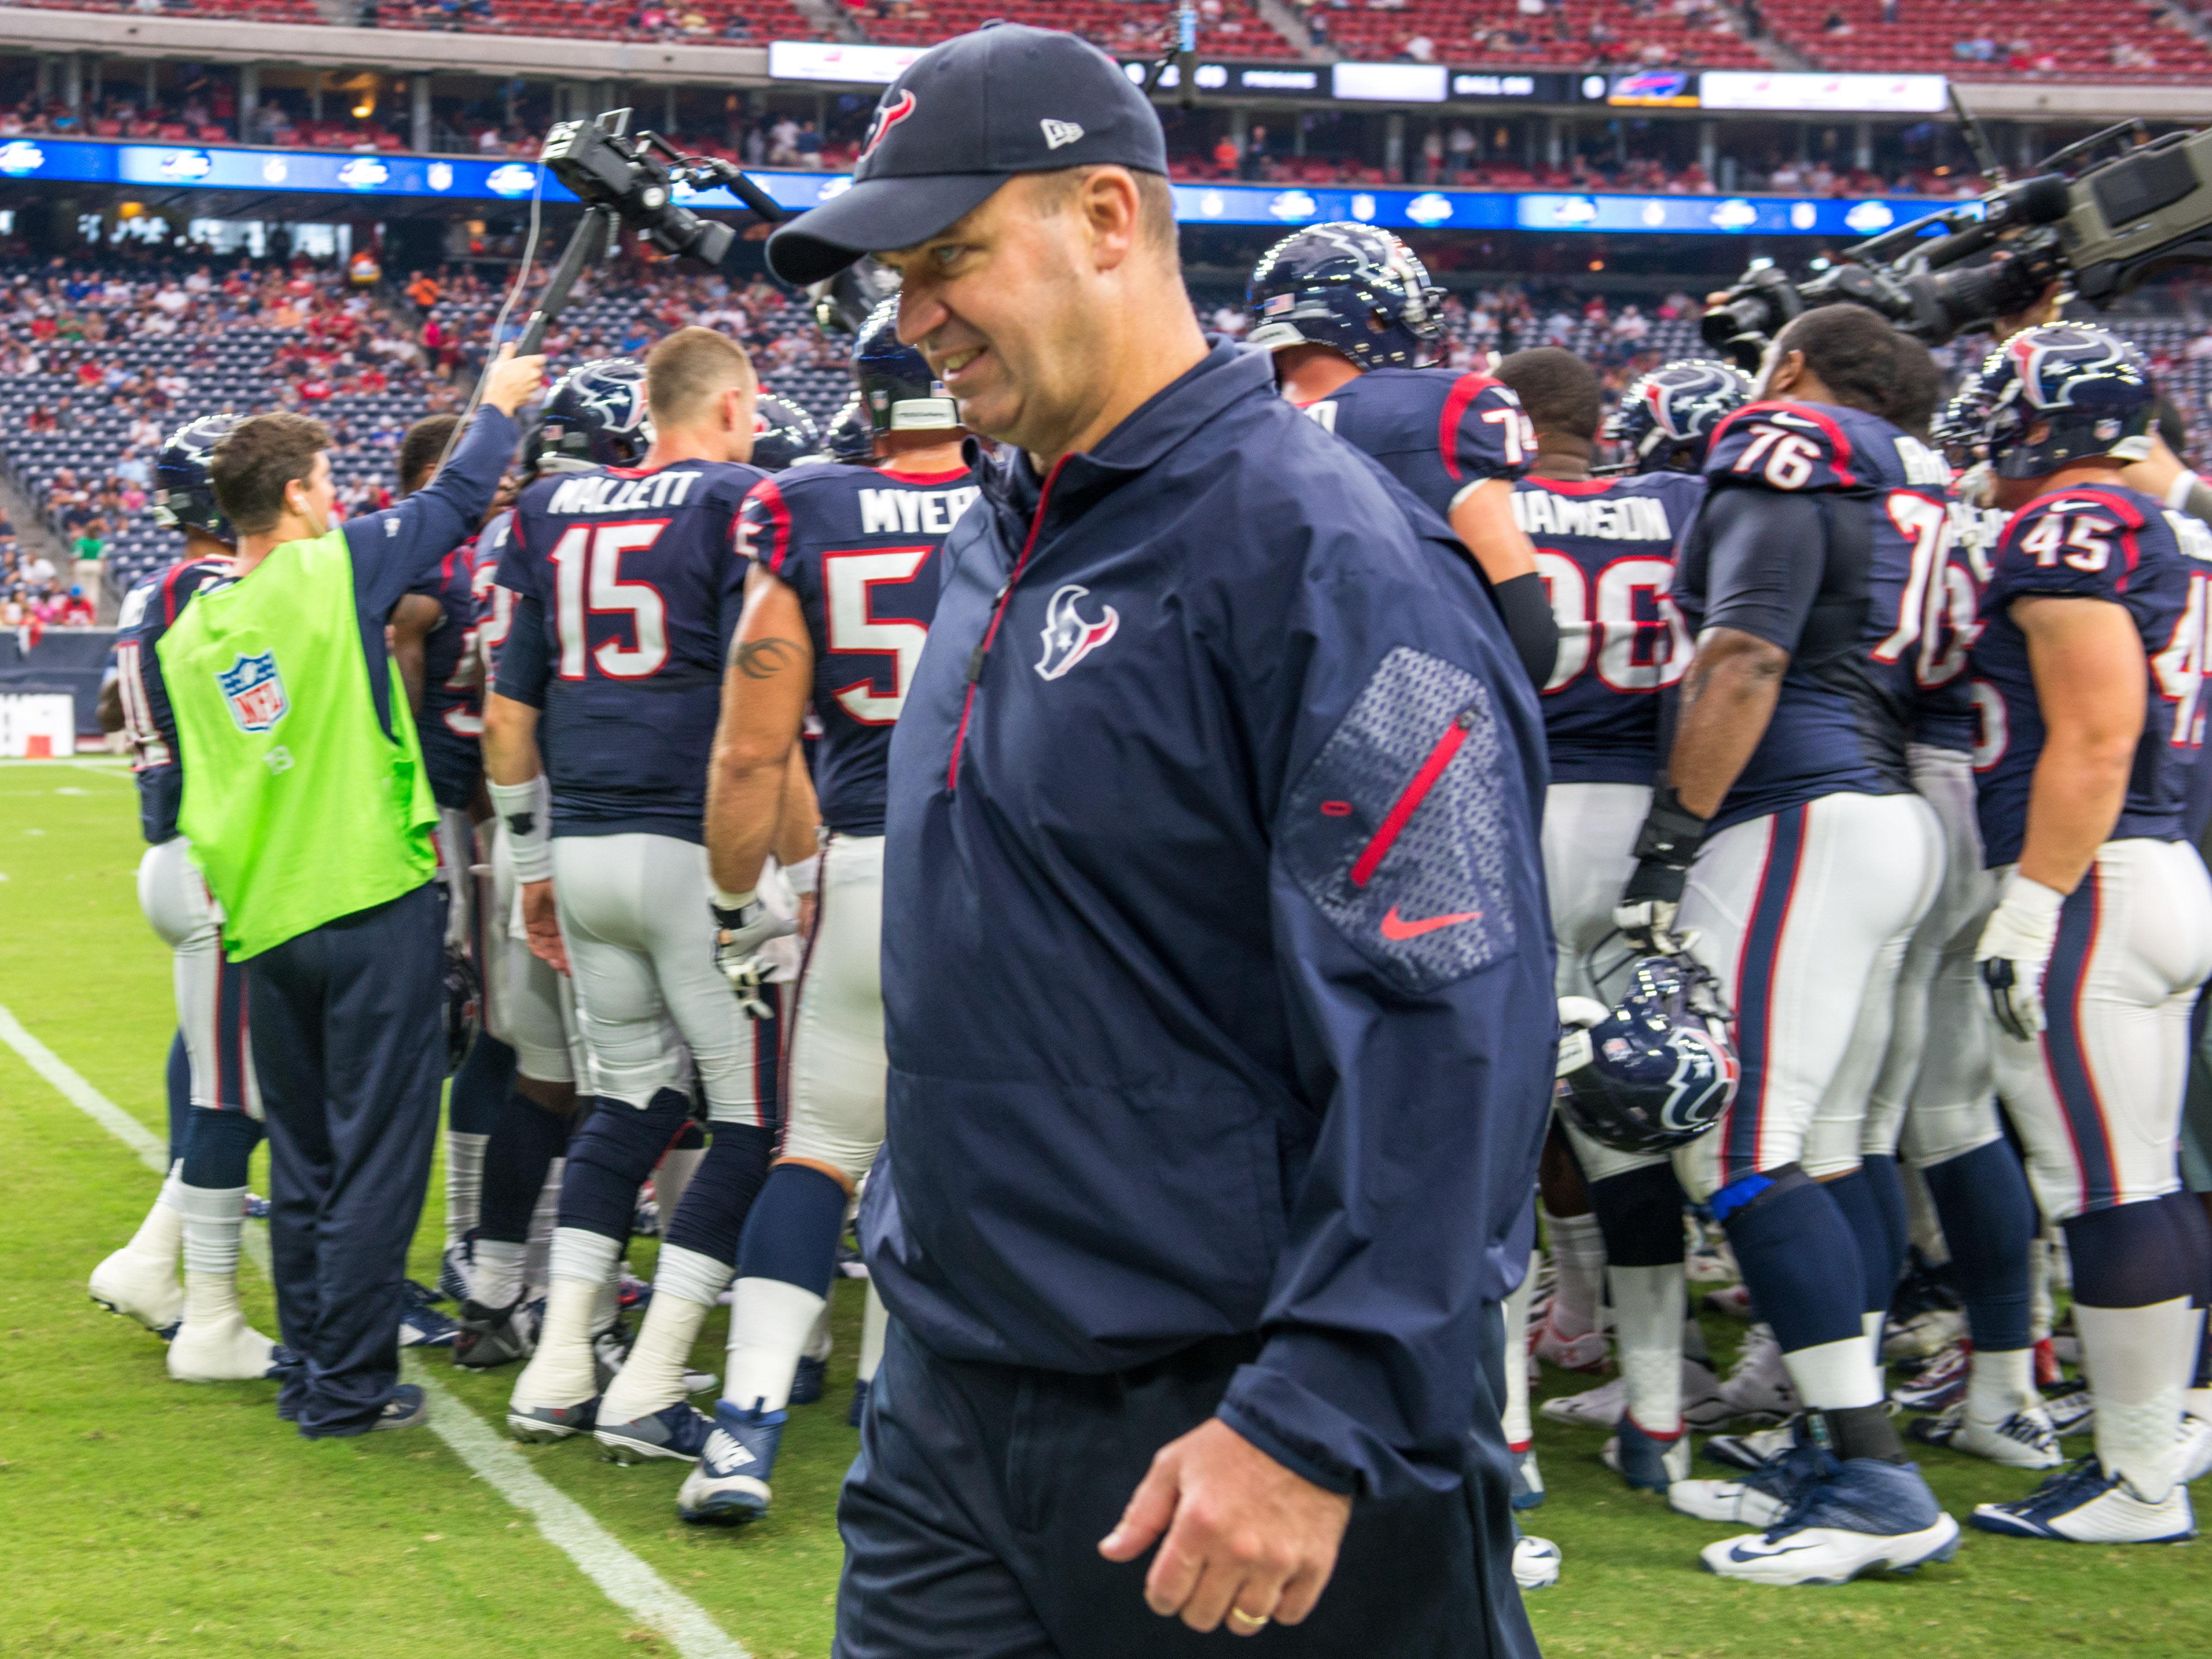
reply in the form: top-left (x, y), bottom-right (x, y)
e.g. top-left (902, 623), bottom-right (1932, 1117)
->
top-left (218, 652), bottom-right (289, 734)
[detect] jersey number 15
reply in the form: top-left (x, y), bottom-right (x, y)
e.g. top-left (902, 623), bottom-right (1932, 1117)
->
top-left (549, 521), bottom-right (669, 679)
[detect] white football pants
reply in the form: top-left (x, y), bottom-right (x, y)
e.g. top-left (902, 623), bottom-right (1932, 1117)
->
top-left (779, 834), bottom-right (887, 1185)
top-left (137, 835), bottom-right (260, 1118)
top-left (485, 815), bottom-right (587, 1087)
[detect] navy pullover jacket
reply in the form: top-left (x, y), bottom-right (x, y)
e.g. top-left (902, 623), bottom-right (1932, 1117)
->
top-left (866, 343), bottom-right (1555, 1500)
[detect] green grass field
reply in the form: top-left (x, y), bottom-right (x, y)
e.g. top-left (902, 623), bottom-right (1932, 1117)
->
top-left (1, 756), bottom-right (2206, 1658)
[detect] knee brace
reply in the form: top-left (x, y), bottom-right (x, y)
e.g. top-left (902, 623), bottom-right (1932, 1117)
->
top-left (179, 1106), bottom-right (262, 1191)
top-left (556, 1088), bottom-right (691, 1241)
top-left (1589, 1162), bottom-right (1686, 1268)
top-left (661, 1124), bottom-right (777, 1267)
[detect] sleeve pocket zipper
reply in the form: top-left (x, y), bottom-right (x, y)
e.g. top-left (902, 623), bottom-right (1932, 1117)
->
top-left (1347, 705), bottom-right (1479, 889)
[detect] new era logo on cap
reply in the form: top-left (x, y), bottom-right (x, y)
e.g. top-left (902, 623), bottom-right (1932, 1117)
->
top-left (1040, 119), bottom-right (1084, 150)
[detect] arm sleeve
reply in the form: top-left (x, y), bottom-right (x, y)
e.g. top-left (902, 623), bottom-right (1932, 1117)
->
top-left (1490, 570), bottom-right (1559, 688)
top-left (1698, 487), bottom-right (1828, 652)
top-left (494, 591), bottom-right (552, 709)
top-left (1212, 529), bottom-right (1554, 1500)
top-left (347, 405), bottom-right (517, 618)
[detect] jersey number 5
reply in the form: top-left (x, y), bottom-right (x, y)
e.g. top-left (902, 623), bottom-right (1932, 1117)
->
top-left (2154, 570), bottom-right (2212, 746)
top-left (824, 546), bottom-right (932, 725)
top-left (549, 521), bottom-right (670, 679)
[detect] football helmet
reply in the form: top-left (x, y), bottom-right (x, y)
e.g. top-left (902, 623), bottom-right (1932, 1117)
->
top-left (1245, 222), bottom-right (1443, 371)
top-left (809, 256), bottom-right (901, 337)
top-left (1969, 323), bottom-right (2155, 479)
top-left (822, 395), bottom-right (875, 464)
top-left (854, 299), bottom-right (956, 435)
top-left (153, 413), bottom-right (244, 543)
top-left (749, 395), bottom-right (822, 472)
top-left (525, 357), bottom-right (652, 474)
top-left (1556, 953), bottom-right (1737, 1155)
top-left (1607, 359), bottom-right (1753, 473)
top-left (1933, 363), bottom-right (1995, 471)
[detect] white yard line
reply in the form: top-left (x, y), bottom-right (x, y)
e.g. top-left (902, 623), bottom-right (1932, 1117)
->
top-left (0, 998), bottom-right (749, 1659)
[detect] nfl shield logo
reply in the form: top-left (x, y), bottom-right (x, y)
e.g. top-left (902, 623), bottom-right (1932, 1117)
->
top-left (218, 652), bottom-right (289, 734)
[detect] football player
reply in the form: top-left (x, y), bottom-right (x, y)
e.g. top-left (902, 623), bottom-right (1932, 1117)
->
top-left (1246, 222), bottom-right (1557, 686)
top-left (1494, 350), bottom-right (1738, 1494)
top-left (750, 394), bottom-right (823, 472)
top-left (673, 301), bottom-right (978, 1523)
top-left (90, 414), bottom-right (283, 1384)
top-left (1627, 306), bottom-right (1958, 1583)
top-left (482, 334), bottom-right (809, 1441)
top-left (1955, 325), bottom-right (2212, 1542)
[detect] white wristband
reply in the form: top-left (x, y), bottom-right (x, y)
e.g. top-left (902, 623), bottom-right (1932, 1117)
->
top-left (1998, 872), bottom-right (2067, 922)
top-left (489, 777), bottom-right (551, 883)
top-left (713, 887), bottom-right (756, 913)
top-left (783, 854), bottom-right (821, 897)
top-left (2168, 470), bottom-right (2204, 513)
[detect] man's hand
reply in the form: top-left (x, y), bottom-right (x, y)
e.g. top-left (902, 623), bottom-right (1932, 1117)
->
top-left (1097, 1418), bottom-right (1352, 1637)
top-left (481, 343), bottom-right (547, 418)
top-left (712, 894), bottom-right (794, 1019)
top-left (1976, 874), bottom-right (2066, 1040)
top-left (522, 879), bottom-right (568, 975)
top-left (1614, 786), bottom-right (1708, 952)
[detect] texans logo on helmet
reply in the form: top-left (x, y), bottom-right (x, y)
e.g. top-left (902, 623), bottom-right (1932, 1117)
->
top-left (862, 91), bottom-right (916, 160)
top-left (217, 651), bottom-right (288, 734)
top-left (1036, 584), bottom-right (1119, 681)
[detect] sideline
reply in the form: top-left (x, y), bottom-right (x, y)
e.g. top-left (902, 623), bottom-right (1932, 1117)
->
top-left (0, 998), bottom-right (751, 1659)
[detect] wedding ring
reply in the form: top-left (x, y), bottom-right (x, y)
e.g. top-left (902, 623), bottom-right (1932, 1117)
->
top-left (1227, 1608), bottom-right (1270, 1632)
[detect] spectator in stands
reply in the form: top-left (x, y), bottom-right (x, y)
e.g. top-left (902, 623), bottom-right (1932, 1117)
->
top-left (57, 586), bottom-right (95, 627)
top-left (794, 120), bottom-right (825, 169)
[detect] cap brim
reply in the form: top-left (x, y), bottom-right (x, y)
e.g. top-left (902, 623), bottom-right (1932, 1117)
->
top-left (766, 173), bottom-right (1008, 286)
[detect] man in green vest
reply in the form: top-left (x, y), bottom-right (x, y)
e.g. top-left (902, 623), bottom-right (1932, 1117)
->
top-left (159, 346), bottom-right (542, 1438)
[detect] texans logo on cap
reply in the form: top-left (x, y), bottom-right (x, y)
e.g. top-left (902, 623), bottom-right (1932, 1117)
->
top-left (861, 91), bottom-right (917, 160)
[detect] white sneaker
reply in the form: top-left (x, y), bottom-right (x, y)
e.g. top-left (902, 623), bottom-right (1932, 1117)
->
top-left (1512, 1533), bottom-right (1561, 1591)
top-left (1671, 1476), bottom-right (1795, 1526)
top-left (1906, 1402), bottom-right (2062, 1470)
top-left (1530, 1309), bottom-right (1610, 1373)
top-left (1703, 1418), bottom-right (1803, 1473)
top-left (1703, 1283), bottom-right (1753, 1319)
top-left (2178, 1414), bottom-right (2212, 1485)
top-left (1703, 1459), bottom-right (1960, 1585)
top-left (88, 1245), bottom-right (183, 1336)
top-left (166, 1311), bottom-right (280, 1383)
top-left (1883, 1308), bottom-right (1965, 1364)
top-left (1716, 1324), bottom-right (1798, 1423)
top-left (1972, 1457), bottom-right (2197, 1543)
top-left (1539, 1374), bottom-right (1624, 1429)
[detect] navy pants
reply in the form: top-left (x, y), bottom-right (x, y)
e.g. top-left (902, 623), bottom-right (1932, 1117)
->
top-left (247, 881), bottom-right (445, 1437)
top-left (835, 1317), bottom-right (1535, 1659)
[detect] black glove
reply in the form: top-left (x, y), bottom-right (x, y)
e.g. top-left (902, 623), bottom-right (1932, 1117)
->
top-left (1614, 785), bottom-right (1708, 950)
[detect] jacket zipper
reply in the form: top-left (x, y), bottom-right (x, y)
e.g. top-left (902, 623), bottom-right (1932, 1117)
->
top-left (1348, 706), bottom-right (1477, 888)
top-left (946, 455), bottom-right (1069, 793)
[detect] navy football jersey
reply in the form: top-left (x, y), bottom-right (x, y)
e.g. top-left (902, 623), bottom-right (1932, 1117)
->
top-left (1292, 367), bottom-right (1532, 525)
top-left (1677, 400), bottom-right (1959, 833)
top-left (1914, 496), bottom-right (2004, 753)
top-left (495, 460), bottom-right (765, 841)
top-left (1512, 470), bottom-right (1700, 784)
top-left (114, 554), bottom-right (234, 845)
top-left (413, 532), bottom-right (488, 810)
top-left (737, 459), bottom-right (979, 835)
top-left (1970, 484), bottom-right (2212, 867)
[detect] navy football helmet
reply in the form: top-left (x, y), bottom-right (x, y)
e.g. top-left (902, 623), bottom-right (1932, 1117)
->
top-left (525, 357), bottom-right (651, 474)
top-left (1933, 364), bottom-right (1995, 472)
top-left (810, 256), bottom-right (902, 337)
top-left (822, 395), bottom-right (875, 464)
top-left (1968, 323), bottom-right (2156, 479)
top-left (153, 413), bottom-right (244, 543)
top-left (1246, 223), bottom-right (1443, 372)
top-left (1555, 953), bottom-right (1738, 1156)
top-left (854, 300), bottom-right (956, 435)
top-left (750, 394), bottom-right (822, 472)
top-left (1607, 359), bottom-right (1753, 474)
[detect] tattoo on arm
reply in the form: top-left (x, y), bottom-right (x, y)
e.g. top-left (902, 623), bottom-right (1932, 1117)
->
top-left (730, 636), bottom-right (801, 679)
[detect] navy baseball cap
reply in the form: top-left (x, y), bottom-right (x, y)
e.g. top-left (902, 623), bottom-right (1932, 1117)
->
top-left (766, 23), bottom-right (1169, 286)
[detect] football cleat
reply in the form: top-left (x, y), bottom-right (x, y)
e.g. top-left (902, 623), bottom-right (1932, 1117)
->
top-left (1604, 1417), bottom-right (1691, 1492)
top-left (678, 1401), bottom-right (787, 1525)
top-left (848, 1377), bottom-right (871, 1428)
top-left (1512, 1533), bottom-right (1562, 1591)
top-left (1715, 1325), bottom-right (1798, 1423)
top-left (1705, 1415), bottom-right (1808, 1474)
top-left (372, 1384), bottom-right (429, 1433)
top-left (2041, 1380), bottom-right (2095, 1439)
top-left (632, 1196), bottom-right (661, 1238)
top-left (1539, 1356), bottom-right (1730, 1431)
top-left (1531, 1310), bottom-right (1610, 1374)
top-left (596, 1401), bottom-right (715, 1464)
top-left (1509, 1445), bottom-right (1545, 1511)
top-left (1891, 1341), bottom-right (1970, 1413)
top-left (1906, 1402), bottom-right (2062, 1470)
top-left (1685, 1227), bottom-right (1739, 1285)
top-left (1702, 1456), bottom-right (1961, 1585)
top-left (243, 1193), bottom-right (272, 1221)
top-left (167, 1312), bottom-right (281, 1383)
top-left (1883, 1308), bottom-right (1964, 1365)
top-left (1971, 1456), bottom-right (2196, 1543)
top-left (1703, 1283), bottom-right (1754, 1320)
top-left (2176, 1413), bottom-right (2212, 1485)
top-left (436, 1238), bottom-right (473, 1304)
top-left (453, 1294), bottom-right (539, 1369)
top-left (399, 1284), bottom-right (458, 1349)
top-left (618, 1271), bottom-right (652, 1315)
top-left (790, 1354), bottom-right (828, 1407)
top-left (89, 1245), bottom-right (183, 1338)
top-left (508, 1396), bottom-right (598, 1443)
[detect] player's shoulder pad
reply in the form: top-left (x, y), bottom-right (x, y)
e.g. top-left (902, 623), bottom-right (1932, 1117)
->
top-left (2004, 484), bottom-right (2150, 548)
top-left (1705, 400), bottom-right (1941, 494)
top-left (1992, 484), bottom-right (2172, 594)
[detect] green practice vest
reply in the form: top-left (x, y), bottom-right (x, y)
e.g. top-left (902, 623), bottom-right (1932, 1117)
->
top-left (158, 527), bottom-right (437, 959)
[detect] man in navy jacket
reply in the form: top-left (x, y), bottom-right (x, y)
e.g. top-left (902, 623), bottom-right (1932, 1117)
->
top-left (769, 25), bottom-right (1554, 1655)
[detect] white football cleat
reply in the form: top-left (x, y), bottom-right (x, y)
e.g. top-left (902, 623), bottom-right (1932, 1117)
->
top-left (1703, 1458), bottom-right (1960, 1585)
top-left (166, 1311), bottom-right (281, 1383)
top-left (1670, 1476), bottom-right (1795, 1527)
top-left (1972, 1456), bottom-right (2197, 1543)
top-left (1715, 1324), bottom-right (1798, 1423)
top-left (1906, 1402), bottom-right (2061, 1470)
top-left (1883, 1308), bottom-right (1964, 1364)
top-left (1530, 1309), bottom-right (1610, 1374)
top-left (89, 1245), bottom-right (183, 1337)
top-left (2177, 1414), bottom-right (2212, 1485)
top-left (1538, 1373), bottom-right (1623, 1429)
top-left (1512, 1533), bottom-right (1561, 1591)
top-left (1703, 1417), bottom-right (1803, 1473)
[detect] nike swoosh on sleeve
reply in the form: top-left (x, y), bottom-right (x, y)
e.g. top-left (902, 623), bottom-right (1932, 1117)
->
top-left (1379, 905), bottom-right (1484, 940)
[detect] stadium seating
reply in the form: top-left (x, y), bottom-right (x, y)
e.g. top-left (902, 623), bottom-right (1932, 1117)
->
top-left (1759, 0), bottom-right (2212, 83)
top-left (1312, 0), bottom-right (1764, 70)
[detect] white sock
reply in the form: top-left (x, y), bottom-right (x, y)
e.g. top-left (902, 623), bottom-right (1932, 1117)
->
top-left (178, 1183), bottom-right (248, 1327)
top-left (654, 1145), bottom-right (705, 1230)
top-left (1542, 1205), bottom-right (1606, 1338)
top-left (2077, 1297), bottom-right (2197, 1500)
top-left (126, 1164), bottom-right (187, 1261)
top-left (804, 1297), bottom-right (835, 1365)
top-left (525, 1157), bottom-right (564, 1297)
top-left (598, 1244), bottom-right (726, 1424)
top-left (2186, 1385), bottom-right (2212, 1420)
top-left (445, 1130), bottom-right (488, 1248)
top-left (1780, 1334), bottom-right (1882, 1412)
top-left (1966, 1344), bottom-right (2035, 1425)
top-left (514, 1228), bottom-right (622, 1408)
top-left (1502, 1267), bottom-right (1534, 1448)
top-left (473, 1240), bottom-right (526, 1309)
top-left (723, 1276), bottom-right (826, 1415)
top-left (1861, 1309), bottom-right (1886, 1372)
top-left (593, 1261), bottom-right (622, 1337)
top-left (857, 1281), bottom-right (887, 1384)
top-left (1611, 1264), bottom-right (1685, 1436)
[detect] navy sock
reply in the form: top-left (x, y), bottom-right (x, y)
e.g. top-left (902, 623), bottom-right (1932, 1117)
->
top-left (478, 1089), bottom-right (575, 1244)
top-left (1715, 1165), bottom-right (1866, 1356)
top-left (1920, 1138), bottom-right (2036, 1352)
top-left (179, 1106), bottom-right (262, 1190)
top-left (449, 1033), bottom-right (515, 1137)
top-left (559, 1089), bottom-right (691, 1241)
top-left (2159, 1190), bottom-right (2212, 1386)
top-left (736, 1163), bottom-right (851, 1300)
top-left (2064, 1200), bottom-right (2194, 1310)
top-left (662, 1125), bottom-right (777, 1266)
top-left (1588, 1162), bottom-right (1686, 1268)
top-left (165, 1030), bottom-right (190, 1166)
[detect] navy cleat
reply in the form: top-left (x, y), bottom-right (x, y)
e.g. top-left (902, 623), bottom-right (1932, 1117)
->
top-left (399, 1282), bottom-right (458, 1349)
top-left (509, 1395), bottom-right (599, 1443)
top-left (790, 1355), bottom-right (828, 1407)
top-left (1702, 1455), bottom-right (1961, 1585)
top-left (1970, 1454), bottom-right (2196, 1544)
top-left (1508, 1446), bottom-right (1545, 1511)
top-left (847, 1377), bottom-right (871, 1428)
top-left (1604, 1416), bottom-right (1691, 1492)
top-left (596, 1401), bottom-right (715, 1464)
top-left (243, 1193), bottom-right (272, 1221)
top-left (1704, 1413), bottom-right (1807, 1473)
top-left (454, 1294), bottom-right (539, 1370)
top-left (1672, 1428), bottom-right (1826, 1526)
top-left (436, 1237), bottom-right (474, 1304)
top-left (678, 1400), bottom-right (787, 1524)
